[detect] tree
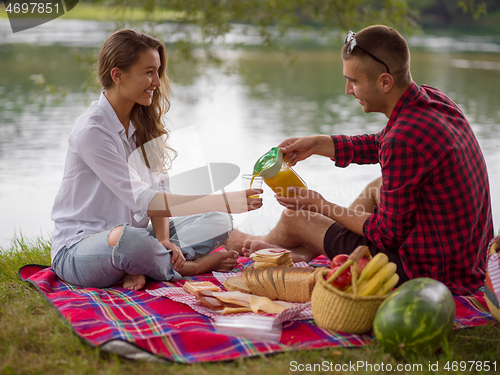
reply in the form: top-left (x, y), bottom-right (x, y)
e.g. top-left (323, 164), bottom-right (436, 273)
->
top-left (91, 0), bottom-right (420, 61)
top-left (75, 0), bottom-right (496, 92)
top-left (92, 0), bottom-right (490, 53)
top-left (408, 0), bottom-right (489, 24)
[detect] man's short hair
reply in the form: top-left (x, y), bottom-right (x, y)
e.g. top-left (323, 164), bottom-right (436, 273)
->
top-left (341, 25), bottom-right (412, 88)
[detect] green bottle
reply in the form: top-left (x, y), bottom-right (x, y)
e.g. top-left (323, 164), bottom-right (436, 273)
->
top-left (253, 147), bottom-right (283, 178)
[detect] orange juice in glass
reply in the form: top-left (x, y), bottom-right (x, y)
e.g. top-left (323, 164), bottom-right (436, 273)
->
top-left (242, 174), bottom-right (263, 198)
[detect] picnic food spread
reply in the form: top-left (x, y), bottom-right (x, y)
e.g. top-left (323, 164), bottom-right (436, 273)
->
top-left (373, 277), bottom-right (456, 357)
top-left (185, 241), bottom-right (459, 361)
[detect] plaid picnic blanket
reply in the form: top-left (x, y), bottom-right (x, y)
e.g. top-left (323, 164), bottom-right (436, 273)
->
top-left (19, 254), bottom-right (495, 363)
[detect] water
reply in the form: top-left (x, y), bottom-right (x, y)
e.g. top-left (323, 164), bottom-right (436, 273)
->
top-left (1, 19), bottom-right (499, 247)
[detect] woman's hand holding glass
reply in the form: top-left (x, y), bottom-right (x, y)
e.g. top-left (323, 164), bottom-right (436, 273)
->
top-left (242, 189), bottom-right (264, 212)
top-left (245, 188), bottom-right (264, 211)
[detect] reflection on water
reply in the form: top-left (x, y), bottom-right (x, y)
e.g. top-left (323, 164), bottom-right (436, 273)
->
top-left (0, 19), bottom-right (499, 246)
top-left (0, 19), bottom-right (113, 47)
top-left (408, 35), bottom-right (500, 54)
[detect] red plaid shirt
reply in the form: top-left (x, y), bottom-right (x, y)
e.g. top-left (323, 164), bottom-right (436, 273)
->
top-left (332, 82), bottom-right (493, 295)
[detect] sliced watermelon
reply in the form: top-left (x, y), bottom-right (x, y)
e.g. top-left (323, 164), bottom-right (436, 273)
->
top-left (373, 277), bottom-right (455, 358)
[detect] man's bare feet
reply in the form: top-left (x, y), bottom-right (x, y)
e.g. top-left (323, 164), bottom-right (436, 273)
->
top-left (123, 274), bottom-right (146, 291)
top-left (179, 250), bottom-right (239, 276)
top-left (223, 229), bottom-right (263, 255)
top-left (242, 239), bottom-right (284, 258)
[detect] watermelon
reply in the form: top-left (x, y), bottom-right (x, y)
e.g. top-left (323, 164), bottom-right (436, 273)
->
top-left (373, 277), bottom-right (455, 358)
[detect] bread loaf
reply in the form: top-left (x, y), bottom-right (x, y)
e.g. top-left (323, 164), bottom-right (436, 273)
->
top-left (224, 266), bottom-right (322, 303)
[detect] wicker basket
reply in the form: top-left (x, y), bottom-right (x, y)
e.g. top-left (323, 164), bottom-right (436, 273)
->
top-left (485, 236), bottom-right (500, 322)
top-left (311, 246), bottom-right (389, 334)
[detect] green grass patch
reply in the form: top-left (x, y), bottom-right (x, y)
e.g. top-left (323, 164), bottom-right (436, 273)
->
top-left (1, 236), bottom-right (499, 374)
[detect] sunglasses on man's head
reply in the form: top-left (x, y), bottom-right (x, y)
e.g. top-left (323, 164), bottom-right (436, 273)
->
top-left (344, 30), bottom-right (391, 74)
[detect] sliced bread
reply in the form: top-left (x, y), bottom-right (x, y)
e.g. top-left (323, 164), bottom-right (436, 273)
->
top-left (258, 267), bottom-right (278, 300)
top-left (224, 276), bottom-right (251, 294)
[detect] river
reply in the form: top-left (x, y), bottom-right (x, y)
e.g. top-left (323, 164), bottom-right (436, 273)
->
top-left (0, 19), bottom-right (499, 247)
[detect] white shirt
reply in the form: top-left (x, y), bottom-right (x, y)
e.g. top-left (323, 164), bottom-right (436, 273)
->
top-left (51, 93), bottom-right (167, 259)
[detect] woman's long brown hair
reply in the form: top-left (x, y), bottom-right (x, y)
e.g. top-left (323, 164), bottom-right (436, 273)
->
top-left (98, 29), bottom-right (177, 172)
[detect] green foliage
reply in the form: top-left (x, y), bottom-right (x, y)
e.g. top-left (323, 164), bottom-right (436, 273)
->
top-left (458, 0), bottom-right (487, 20)
top-left (92, 0), bottom-right (419, 56)
top-left (76, 0), bottom-right (495, 68)
top-left (88, 0), bottom-right (494, 43)
top-left (408, 0), bottom-right (498, 25)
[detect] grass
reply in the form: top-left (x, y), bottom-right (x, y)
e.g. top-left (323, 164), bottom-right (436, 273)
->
top-left (1, 236), bottom-right (499, 374)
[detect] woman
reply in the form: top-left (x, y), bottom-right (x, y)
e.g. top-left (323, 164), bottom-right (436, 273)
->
top-left (50, 29), bottom-right (262, 291)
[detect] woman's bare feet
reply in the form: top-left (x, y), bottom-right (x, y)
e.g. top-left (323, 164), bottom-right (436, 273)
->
top-left (122, 274), bottom-right (146, 291)
top-left (242, 239), bottom-right (284, 258)
top-left (179, 250), bottom-right (239, 276)
top-left (222, 229), bottom-right (263, 255)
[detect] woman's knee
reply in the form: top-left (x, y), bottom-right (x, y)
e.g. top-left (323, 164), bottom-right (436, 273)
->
top-left (110, 226), bottom-right (166, 269)
top-left (199, 212), bottom-right (233, 248)
top-left (108, 225), bottom-right (124, 247)
top-left (206, 211), bottom-right (233, 233)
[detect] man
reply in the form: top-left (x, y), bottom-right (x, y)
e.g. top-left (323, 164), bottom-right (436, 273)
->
top-left (225, 25), bottom-right (493, 295)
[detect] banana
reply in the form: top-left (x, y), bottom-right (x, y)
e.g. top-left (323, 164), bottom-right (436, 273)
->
top-left (359, 262), bottom-right (397, 296)
top-left (345, 280), bottom-right (367, 294)
top-left (375, 273), bottom-right (400, 295)
top-left (357, 252), bottom-right (389, 286)
top-left (357, 280), bottom-right (368, 294)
